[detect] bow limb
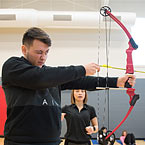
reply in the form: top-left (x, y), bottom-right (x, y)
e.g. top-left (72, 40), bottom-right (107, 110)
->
top-left (105, 106), bottom-right (133, 139)
top-left (105, 9), bottom-right (138, 74)
top-left (105, 8), bottom-right (138, 50)
top-left (100, 6), bottom-right (138, 74)
top-left (105, 89), bottom-right (139, 139)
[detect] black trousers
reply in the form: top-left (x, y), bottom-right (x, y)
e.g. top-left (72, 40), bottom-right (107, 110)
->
top-left (124, 133), bottom-right (136, 145)
top-left (64, 139), bottom-right (91, 145)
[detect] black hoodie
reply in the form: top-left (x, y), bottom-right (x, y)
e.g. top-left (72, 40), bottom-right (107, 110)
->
top-left (2, 56), bottom-right (117, 144)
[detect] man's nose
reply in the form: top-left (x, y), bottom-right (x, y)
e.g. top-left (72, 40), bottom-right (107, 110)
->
top-left (40, 53), bottom-right (46, 60)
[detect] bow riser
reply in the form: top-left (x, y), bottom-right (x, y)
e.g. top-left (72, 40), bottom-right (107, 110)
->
top-left (126, 43), bottom-right (134, 74)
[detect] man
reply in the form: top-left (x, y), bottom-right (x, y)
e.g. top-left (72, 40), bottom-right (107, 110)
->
top-left (2, 27), bottom-right (135, 145)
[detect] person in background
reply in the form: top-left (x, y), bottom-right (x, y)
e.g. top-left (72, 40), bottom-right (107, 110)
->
top-left (120, 130), bottom-right (128, 145)
top-left (124, 133), bottom-right (136, 145)
top-left (61, 89), bottom-right (98, 145)
top-left (120, 130), bottom-right (136, 145)
top-left (97, 127), bottom-right (114, 145)
top-left (2, 27), bottom-right (136, 145)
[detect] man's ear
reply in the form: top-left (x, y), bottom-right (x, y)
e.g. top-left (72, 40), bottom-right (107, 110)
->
top-left (21, 45), bottom-right (27, 56)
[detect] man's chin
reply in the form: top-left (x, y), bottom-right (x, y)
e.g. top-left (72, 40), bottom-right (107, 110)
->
top-left (37, 62), bottom-right (44, 67)
top-left (35, 64), bottom-right (43, 68)
top-left (39, 65), bottom-right (43, 68)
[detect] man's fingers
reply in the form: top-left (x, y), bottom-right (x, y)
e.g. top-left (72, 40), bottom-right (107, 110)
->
top-left (117, 74), bottom-right (136, 88)
top-left (126, 74), bottom-right (136, 80)
top-left (84, 63), bottom-right (100, 76)
top-left (96, 64), bottom-right (100, 72)
top-left (126, 74), bottom-right (136, 87)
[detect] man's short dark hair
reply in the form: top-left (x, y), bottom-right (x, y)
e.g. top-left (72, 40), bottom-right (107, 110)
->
top-left (22, 27), bottom-right (51, 47)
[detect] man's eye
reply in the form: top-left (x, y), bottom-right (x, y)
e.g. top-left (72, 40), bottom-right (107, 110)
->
top-left (45, 50), bottom-right (49, 55)
top-left (36, 51), bottom-right (42, 54)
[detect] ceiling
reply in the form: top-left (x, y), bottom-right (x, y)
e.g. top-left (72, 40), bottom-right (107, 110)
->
top-left (0, 0), bottom-right (107, 11)
top-left (0, 0), bottom-right (144, 17)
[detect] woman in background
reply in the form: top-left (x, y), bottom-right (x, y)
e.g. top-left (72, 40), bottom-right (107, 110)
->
top-left (120, 130), bottom-right (128, 145)
top-left (61, 89), bottom-right (98, 145)
top-left (120, 130), bottom-right (136, 145)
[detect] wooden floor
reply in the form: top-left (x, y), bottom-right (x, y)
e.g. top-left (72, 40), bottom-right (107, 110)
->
top-left (60, 140), bottom-right (145, 145)
top-left (59, 140), bottom-right (145, 145)
top-left (0, 138), bottom-right (145, 145)
top-left (0, 138), bottom-right (4, 145)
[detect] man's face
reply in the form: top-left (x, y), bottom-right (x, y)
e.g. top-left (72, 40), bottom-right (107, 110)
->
top-left (22, 39), bottom-right (50, 68)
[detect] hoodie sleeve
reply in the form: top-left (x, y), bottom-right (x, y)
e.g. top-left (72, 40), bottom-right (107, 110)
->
top-left (2, 57), bottom-right (86, 89)
top-left (61, 76), bottom-right (118, 90)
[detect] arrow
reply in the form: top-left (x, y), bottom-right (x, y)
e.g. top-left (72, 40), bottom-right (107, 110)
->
top-left (100, 64), bottom-right (145, 74)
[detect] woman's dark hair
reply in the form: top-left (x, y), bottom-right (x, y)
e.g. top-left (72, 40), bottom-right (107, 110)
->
top-left (101, 127), bottom-right (107, 131)
top-left (22, 27), bottom-right (51, 47)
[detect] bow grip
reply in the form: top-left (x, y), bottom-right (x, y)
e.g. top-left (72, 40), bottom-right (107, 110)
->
top-left (125, 78), bottom-right (132, 88)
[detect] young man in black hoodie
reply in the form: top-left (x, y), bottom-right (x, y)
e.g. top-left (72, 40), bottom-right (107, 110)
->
top-left (2, 27), bottom-right (136, 145)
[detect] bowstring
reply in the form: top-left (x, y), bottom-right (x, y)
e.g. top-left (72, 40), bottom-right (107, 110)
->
top-left (104, 12), bottom-right (112, 131)
top-left (97, 7), bottom-right (101, 130)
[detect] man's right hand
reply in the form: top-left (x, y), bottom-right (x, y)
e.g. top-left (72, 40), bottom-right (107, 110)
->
top-left (84, 63), bottom-right (100, 76)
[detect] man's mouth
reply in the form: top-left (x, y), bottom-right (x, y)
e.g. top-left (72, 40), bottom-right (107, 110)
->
top-left (38, 62), bottom-right (44, 65)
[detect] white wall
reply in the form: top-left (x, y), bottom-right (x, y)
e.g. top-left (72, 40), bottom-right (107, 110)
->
top-left (109, 0), bottom-right (145, 17)
top-left (0, 26), bottom-right (144, 78)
